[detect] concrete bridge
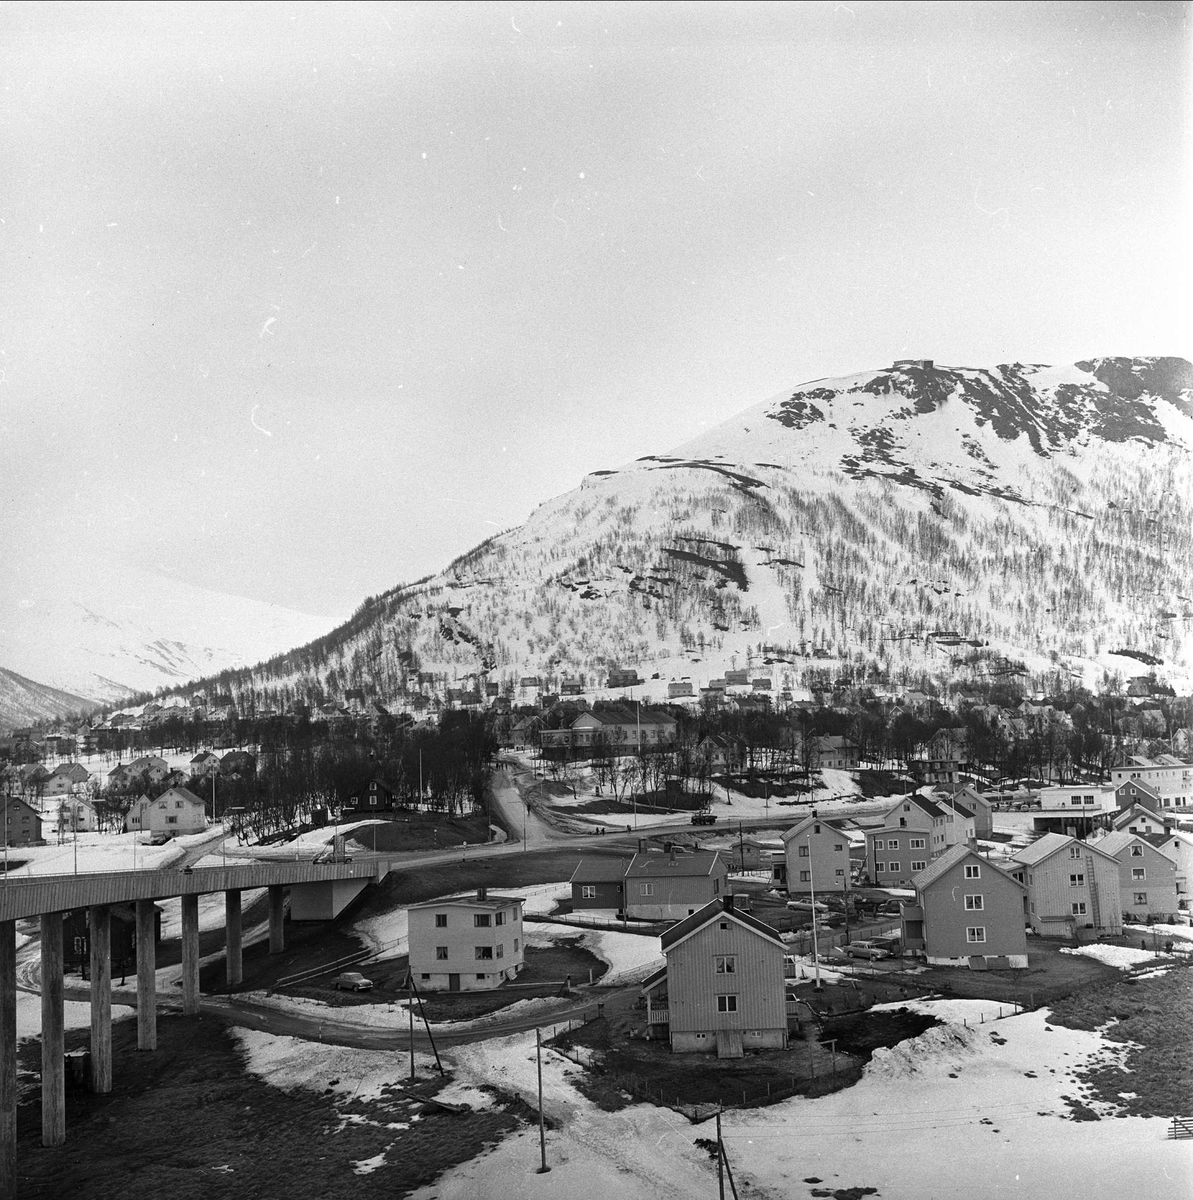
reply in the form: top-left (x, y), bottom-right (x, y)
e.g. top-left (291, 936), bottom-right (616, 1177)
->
top-left (0, 859), bottom-right (390, 1192)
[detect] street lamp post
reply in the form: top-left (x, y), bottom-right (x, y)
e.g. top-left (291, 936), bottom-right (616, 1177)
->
top-left (808, 827), bottom-right (822, 990)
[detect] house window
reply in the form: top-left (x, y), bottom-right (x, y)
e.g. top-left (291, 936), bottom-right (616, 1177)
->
top-left (910, 860), bottom-right (926, 872)
top-left (888, 862), bottom-right (900, 873)
top-left (964, 864), bottom-right (980, 879)
top-left (910, 839), bottom-right (925, 850)
top-left (1131, 868), bottom-right (1145, 881)
top-left (1133, 892), bottom-right (1148, 906)
top-left (874, 840), bottom-right (884, 851)
top-left (1130, 845), bottom-right (1143, 858)
top-left (435, 947), bottom-right (448, 960)
top-left (966, 927), bottom-right (986, 943)
top-left (713, 878), bottom-right (720, 894)
top-left (513, 938), bottom-right (519, 952)
top-left (834, 843), bottom-right (844, 852)
top-left (888, 839), bottom-right (899, 850)
top-left (435, 914), bottom-right (448, 928)
top-left (716, 994), bottom-right (738, 1013)
top-left (799, 871), bottom-right (810, 882)
top-left (715, 955), bottom-right (736, 974)
top-left (964, 895), bottom-right (984, 910)
top-left (581, 885), bottom-right (596, 899)
top-left (875, 862), bottom-right (886, 873)
top-left (640, 883), bottom-right (654, 896)
top-left (1069, 874), bottom-right (1084, 886)
top-left (476, 973), bottom-right (487, 980)
top-left (1071, 902), bottom-right (1087, 916)
top-left (813, 824), bottom-right (821, 834)
top-left (421, 973), bottom-right (430, 980)
top-left (899, 818), bottom-right (907, 827)
top-left (475, 946), bottom-right (493, 960)
top-left (474, 914), bottom-right (491, 927)
top-left (175, 801), bottom-right (182, 809)
top-left (496, 944), bottom-right (504, 958)
top-left (496, 911), bottom-right (505, 926)
top-left (835, 868), bottom-right (845, 877)
top-left (1069, 846), bottom-right (1082, 859)
top-left (798, 845), bottom-right (809, 857)
top-left (167, 816), bottom-right (177, 824)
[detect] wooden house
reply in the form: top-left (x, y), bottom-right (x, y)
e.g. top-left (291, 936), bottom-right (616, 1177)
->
top-left (623, 847), bottom-right (728, 921)
top-left (901, 844), bottom-right (1027, 968)
top-left (1008, 833), bottom-right (1123, 937)
top-left (3, 795), bottom-right (45, 846)
top-left (569, 859), bottom-right (627, 911)
top-left (779, 813), bottom-right (852, 897)
top-left (1092, 831), bottom-right (1179, 923)
top-left (643, 895), bottom-right (786, 1056)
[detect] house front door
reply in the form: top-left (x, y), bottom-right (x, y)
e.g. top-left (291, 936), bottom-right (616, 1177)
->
top-left (448, 973), bottom-right (460, 992)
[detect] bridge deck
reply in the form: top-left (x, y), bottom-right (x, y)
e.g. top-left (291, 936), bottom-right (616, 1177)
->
top-left (0, 860), bottom-right (390, 922)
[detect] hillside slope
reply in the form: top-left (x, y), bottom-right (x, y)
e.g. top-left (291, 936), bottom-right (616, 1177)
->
top-left (0, 667), bottom-right (94, 731)
top-left (182, 356), bottom-right (1193, 708)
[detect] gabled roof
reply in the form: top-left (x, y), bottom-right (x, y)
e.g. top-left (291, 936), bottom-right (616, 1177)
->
top-left (1112, 803), bottom-right (1168, 829)
top-left (1094, 830), bottom-right (1166, 859)
top-left (625, 850), bottom-right (725, 878)
top-left (882, 794), bottom-right (943, 822)
top-left (156, 785), bottom-right (206, 807)
top-left (1009, 832), bottom-right (1119, 868)
top-left (912, 844), bottom-right (1024, 892)
top-left (569, 859), bottom-right (628, 884)
top-left (1115, 777), bottom-right (1161, 799)
top-left (779, 813), bottom-right (849, 844)
top-left (660, 896), bottom-right (783, 953)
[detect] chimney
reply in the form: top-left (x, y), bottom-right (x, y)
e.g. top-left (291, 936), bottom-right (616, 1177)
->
top-left (477, 887), bottom-right (487, 901)
top-left (723, 894), bottom-right (735, 913)
top-left (669, 844), bottom-right (677, 864)
top-left (638, 838), bottom-right (647, 854)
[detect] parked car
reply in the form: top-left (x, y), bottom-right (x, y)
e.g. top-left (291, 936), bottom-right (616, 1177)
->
top-left (691, 811), bottom-right (717, 825)
top-left (332, 971), bottom-right (374, 991)
top-left (842, 940), bottom-right (892, 960)
top-left (868, 936), bottom-right (901, 956)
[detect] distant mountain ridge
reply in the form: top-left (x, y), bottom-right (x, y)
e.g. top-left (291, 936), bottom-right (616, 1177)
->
top-left (156, 356), bottom-right (1193, 710)
top-left (0, 667), bottom-right (93, 731)
top-left (0, 560), bottom-right (332, 707)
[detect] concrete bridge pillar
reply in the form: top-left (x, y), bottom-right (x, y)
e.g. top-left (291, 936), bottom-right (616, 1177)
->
top-left (1, 920), bottom-right (17, 1196)
top-left (180, 894), bottom-right (200, 1015)
top-left (268, 885), bottom-right (285, 954)
top-left (40, 912), bottom-right (65, 1147)
top-left (225, 890), bottom-right (242, 989)
top-left (88, 906), bottom-right (112, 1094)
top-left (136, 900), bottom-right (157, 1050)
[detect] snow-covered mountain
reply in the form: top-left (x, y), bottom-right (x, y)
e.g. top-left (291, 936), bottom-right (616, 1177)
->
top-left (0, 561), bottom-right (332, 705)
top-left (0, 667), bottom-right (94, 730)
top-left (181, 356), bottom-right (1193, 708)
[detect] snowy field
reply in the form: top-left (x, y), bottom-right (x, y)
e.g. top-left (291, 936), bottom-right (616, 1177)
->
top-left (407, 1002), bottom-right (1193, 1200)
top-left (221, 996), bottom-right (1193, 1200)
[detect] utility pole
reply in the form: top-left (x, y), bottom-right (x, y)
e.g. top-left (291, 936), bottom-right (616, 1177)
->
top-left (716, 1105), bottom-right (725, 1200)
top-left (808, 826), bottom-right (822, 990)
top-left (535, 1027), bottom-right (550, 1174)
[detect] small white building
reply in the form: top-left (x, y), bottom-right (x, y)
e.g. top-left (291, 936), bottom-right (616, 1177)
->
top-left (125, 786), bottom-right (208, 838)
top-left (46, 796), bottom-right (98, 834)
top-left (407, 889), bottom-right (525, 991)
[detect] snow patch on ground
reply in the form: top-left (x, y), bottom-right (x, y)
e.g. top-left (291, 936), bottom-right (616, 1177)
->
top-left (1059, 944), bottom-right (1162, 969)
top-left (525, 920), bottom-right (663, 985)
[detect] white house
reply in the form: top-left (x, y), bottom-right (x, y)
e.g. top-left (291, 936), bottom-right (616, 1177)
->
top-left (406, 889), bottom-right (525, 991)
top-left (125, 786), bottom-right (208, 838)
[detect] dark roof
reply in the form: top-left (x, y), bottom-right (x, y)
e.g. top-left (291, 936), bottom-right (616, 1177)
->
top-left (660, 896), bottom-right (783, 952)
top-left (625, 850), bottom-right (725, 879)
top-left (913, 844), bottom-right (1024, 891)
top-left (569, 859), bottom-right (628, 884)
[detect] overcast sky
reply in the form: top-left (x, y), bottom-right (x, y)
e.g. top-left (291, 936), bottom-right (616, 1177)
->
top-left (3, 1), bottom-right (1189, 623)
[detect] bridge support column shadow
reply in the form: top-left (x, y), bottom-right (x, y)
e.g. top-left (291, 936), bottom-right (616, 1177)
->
top-left (268, 885), bottom-right (285, 954)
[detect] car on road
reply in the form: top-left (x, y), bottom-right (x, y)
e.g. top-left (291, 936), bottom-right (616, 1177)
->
top-left (691, 811), bottom-right (718, 825)
top-left (332, 971), bottom-right (374, 991)
top-left (842, 940), bottom-right (892, 961)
